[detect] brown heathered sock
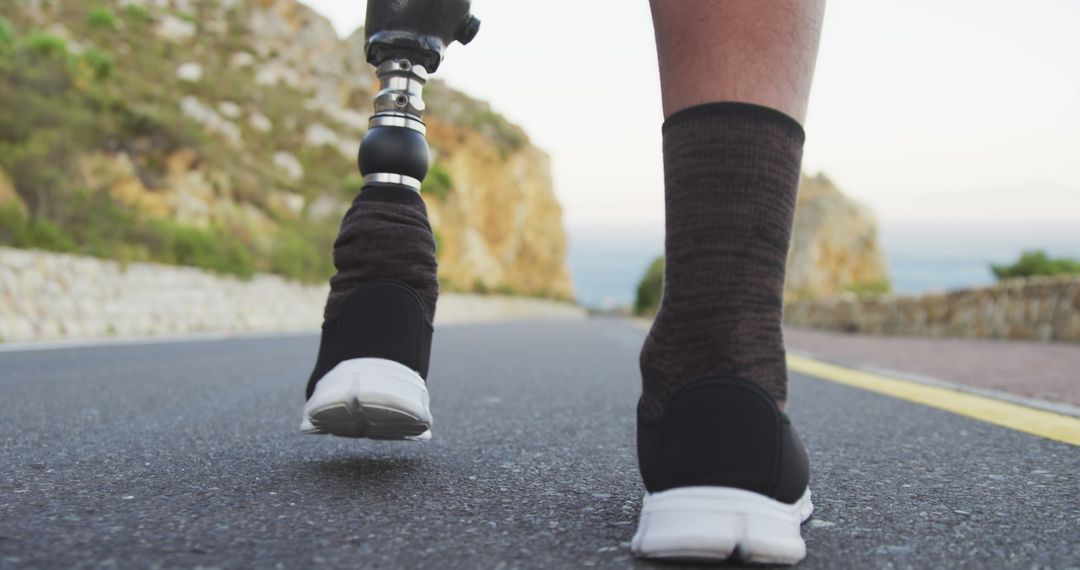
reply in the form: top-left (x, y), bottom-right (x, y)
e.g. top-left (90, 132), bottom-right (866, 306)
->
top-left (639, 102), bottom-right (805, 418)
top-left (324, 187), bottom-right (439, 322)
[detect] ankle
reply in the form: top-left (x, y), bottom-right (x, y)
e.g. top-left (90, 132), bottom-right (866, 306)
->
top-left (637, 102), bottom-right (803, 417)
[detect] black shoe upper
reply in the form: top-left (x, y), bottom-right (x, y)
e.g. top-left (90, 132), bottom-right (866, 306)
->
top-left (637, 377), bottom-right (809, 504)
top-left (306, 280), bottom-right (433, 400)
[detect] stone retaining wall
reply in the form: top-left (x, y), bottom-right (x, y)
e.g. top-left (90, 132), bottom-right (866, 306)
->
top-left (784, 275), bottom-right (1080, 342)
top-left (0, 248), bottom-right (584, 343)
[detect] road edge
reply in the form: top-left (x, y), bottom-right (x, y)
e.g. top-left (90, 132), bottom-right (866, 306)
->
top-left (787, 353), bottom-right (1080, 447)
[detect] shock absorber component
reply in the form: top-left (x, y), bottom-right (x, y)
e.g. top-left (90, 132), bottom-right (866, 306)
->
top-left (357, 0), bottom-right (479, 194)
top-left (358, 59), bottom-right (431, 193)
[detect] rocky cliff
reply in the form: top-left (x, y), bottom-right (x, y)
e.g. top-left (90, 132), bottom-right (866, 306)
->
top-left (786, 173), bottom-right (890, 301)
top-left (635, 173), bottom-right (891, 314)
top-left (0, 0), bottom-right (574, 300)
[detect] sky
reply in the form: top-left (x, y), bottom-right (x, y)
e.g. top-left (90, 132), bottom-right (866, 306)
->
top-left (303, 0), bottom-right (1079, 258)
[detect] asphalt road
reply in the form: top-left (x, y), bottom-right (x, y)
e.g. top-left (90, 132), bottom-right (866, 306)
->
top-left (1, 319), bottom-right (1077, 569)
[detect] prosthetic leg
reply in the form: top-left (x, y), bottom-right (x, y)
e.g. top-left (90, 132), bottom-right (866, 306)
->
top-left (301, 1), bottom-right (479, 440)
top-left (359, 0), bottom-right (480, 193)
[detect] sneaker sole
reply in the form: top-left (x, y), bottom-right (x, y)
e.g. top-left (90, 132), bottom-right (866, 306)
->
top-left (631, 486), bottom-right (813, 565)
top-left (301, 358), bottom-right (432, 441)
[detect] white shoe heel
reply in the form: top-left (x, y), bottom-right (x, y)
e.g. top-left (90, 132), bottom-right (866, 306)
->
top-left (631, 486), bottom-right (813, 565)
top-left (301, 358), bottom-right (432, 441)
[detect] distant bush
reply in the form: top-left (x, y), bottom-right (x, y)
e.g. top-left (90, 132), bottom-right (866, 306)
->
top-left (0, 203), bottom-right (77, 252)
top-left (140, 220), bottom-right (257, 279)
top-left (342, 175), bottom-right (365, 196)
top-left (634, 256), bottom-right (665, 316)
top-left (87, 8), bottom-right (117, 30)
top-left (0, 131), bottom-right (87, 225)
top-left (0, 203), bottom-right (30, 244)
top-left (422, 163), bottom-right (454, 200)
top-left (268, 222), bottom-right (335, 283)
top-left (0, 188), bottom-right (267, 281)
top-left (122, 4), bottom-right (152, 24)
top-left (842, 280), bottom-right (890, 297)
top-left (81, 48), bottom-right (114, 80)
top-left (493, 284), bottom-right (519, 296)
top-left (433, 229), bottom-right (444, 259)
top-left (0, 17), bottom-right (13, 49)
top-left (470, 279), bottom-right (490, 294)
top-left (25, 216), bottom-right (77, 251)
top-left (991, 250), bottom-right (1080, 280)
top-left (25, 33), bottom-right (68, 57)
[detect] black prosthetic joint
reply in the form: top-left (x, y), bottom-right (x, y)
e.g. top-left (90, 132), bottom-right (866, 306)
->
top-left (365, 0), bottom-right (480, 72)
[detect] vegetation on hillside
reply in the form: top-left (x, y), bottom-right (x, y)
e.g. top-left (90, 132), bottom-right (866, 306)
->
top-left (421, 163), bottom-right (454, 200)
top-left (841, 280), bottom-right (890, 296)
top-left (991, 250), bottom-right (1080, 280)
top-left (0, 5), bottom-right (347, 281)
top-left (634, 256), bottom-right (664, 316)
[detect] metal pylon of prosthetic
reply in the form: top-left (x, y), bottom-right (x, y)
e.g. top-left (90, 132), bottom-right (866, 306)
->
top-left (358, 0), bottom-right (480, 193)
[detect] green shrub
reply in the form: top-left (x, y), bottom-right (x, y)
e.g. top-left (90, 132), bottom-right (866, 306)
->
top-left (422, 163), bottom-right (454, 200)
top-left (0, 204), bottom-right (78, 252)
top-left (25, 217), bottom-right (77, 251)
top-left (140, 220), bottom-right (256, 279)
top-left (0, 133), bottom-right (85, 223)
top-left (471, 279), bottom-right (490, 294)
top-left (342, 175), bottom-right (365, 196)
top-left (87, 8), bottom-right (117, 30)
top-left (268, 223), bottom-right (334, 282)
top-left (842, 280), bottom-right (890, 297)
top-left (0, 17), bottom-right (14, 49)
top-left (493, 284), bottom-right (518, 296)
top-left (0, 202), bottom-right (29, 244)
top-left (123, 4), bottom-right (152, 24)
top-left (433, 228), bottom-right (443, 259)
top-left (56, 190), bottom-right (137, 257)
top-left (991, 250), bottom-right (1080, 280)
top-left (634, 256), bottom-right (665, 316)
top-left (81, 48), bottom-right (114, 80)
top-left (25, 33), bottom-right (68, 57)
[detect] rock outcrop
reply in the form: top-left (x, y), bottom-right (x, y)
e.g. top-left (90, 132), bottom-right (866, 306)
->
top-left (786, 173), bottom-right (890, 301)
top-left (633, 172), bottom-right (890, 315)
top-left (0, 0), bottom-right (575, 299)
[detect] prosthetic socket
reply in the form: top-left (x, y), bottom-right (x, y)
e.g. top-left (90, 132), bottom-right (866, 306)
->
top-left (358, 0), bottom-right (480, 194)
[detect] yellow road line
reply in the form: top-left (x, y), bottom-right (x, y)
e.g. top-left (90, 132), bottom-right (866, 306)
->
top-left (787, 354), bottom-right (1080, 447)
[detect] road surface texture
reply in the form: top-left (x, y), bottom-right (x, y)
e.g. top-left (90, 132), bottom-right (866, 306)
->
top-left (2, 319), bottom-right (1077, 569)
top-left (785, 327), bottom-right (1080, 407)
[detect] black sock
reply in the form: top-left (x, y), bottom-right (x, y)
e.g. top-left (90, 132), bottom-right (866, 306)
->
top-left (640, 102), bottom-right (805, 418)
top-left (324, 187), bottom-right (438, 322)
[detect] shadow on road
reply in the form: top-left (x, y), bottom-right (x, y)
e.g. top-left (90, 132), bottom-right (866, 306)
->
top-left (305, 455), bottom-right (424, 483)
